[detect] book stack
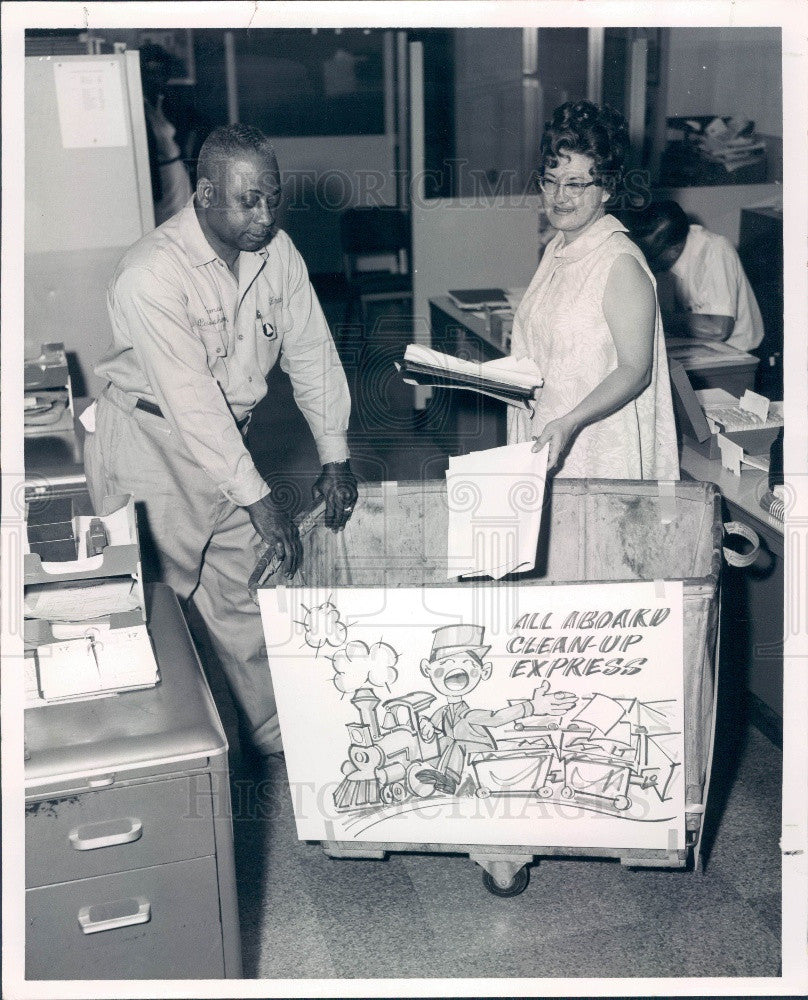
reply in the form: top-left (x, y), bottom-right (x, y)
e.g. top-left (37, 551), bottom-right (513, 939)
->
top-left (395, 344), bottom-right (543, 410)
top-left (697, 117), bottom-right (767, 174)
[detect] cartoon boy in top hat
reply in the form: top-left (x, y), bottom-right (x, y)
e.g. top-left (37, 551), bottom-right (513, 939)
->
top-left (416, 623), bottom-right (577, 794)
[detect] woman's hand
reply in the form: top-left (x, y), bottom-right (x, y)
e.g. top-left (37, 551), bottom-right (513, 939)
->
top-left (532, 414), bottom-right (577, 470)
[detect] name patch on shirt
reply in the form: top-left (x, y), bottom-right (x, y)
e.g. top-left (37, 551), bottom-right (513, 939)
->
top-left (197, 305), bottom-right (227, 328)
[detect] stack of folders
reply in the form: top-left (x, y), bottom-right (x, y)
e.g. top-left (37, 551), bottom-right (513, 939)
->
top-left (396, 344), bottom-right (543, 411)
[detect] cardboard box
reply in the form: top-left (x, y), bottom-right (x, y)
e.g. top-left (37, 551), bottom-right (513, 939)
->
top-left (669, 360), bottom-right (782, 458)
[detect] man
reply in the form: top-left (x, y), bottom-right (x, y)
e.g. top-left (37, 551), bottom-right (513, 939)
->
top-left (84, 124), bottom-right (358, 758)
top-left (415, 625), bottom-right (577, 794)
top-left (627, 199), bottom-right (764, 353)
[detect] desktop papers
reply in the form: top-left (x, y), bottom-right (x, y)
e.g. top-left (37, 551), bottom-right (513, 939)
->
top-left (35, 627), bottom-right (159, 701)
top-left (446, 441), bottom-right (549, 580)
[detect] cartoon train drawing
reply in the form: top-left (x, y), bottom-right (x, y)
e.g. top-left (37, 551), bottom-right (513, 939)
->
top-left (470, 739), bottom-right (557, 799)
top-left (334, 687), bottom-right (680, 814)
top-left (469, 717), bottom-right (677, 811)
top-left (333, 687), bottom-right (442, 811)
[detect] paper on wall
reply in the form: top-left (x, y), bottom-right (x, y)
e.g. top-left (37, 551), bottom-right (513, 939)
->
top-left (446, 441), bottom-right (548, 579)
top-left (53, 60), bottom-right (128, 149)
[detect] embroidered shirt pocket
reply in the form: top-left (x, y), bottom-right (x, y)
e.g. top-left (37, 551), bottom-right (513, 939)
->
top-left (194, 315), bottom-right (228, 366)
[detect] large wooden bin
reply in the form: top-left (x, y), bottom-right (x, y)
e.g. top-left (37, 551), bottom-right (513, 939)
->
top-left (295, 479), bottom-right (722, 892)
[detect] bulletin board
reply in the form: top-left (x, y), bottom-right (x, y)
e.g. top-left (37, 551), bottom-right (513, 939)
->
top-left (24, 52), bottom-right (153, 393)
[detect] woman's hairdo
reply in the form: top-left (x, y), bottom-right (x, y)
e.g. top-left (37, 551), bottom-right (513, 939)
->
top-left (197, 124), bottom-right (277, 183)
top-left (540, 100), bottom-right (629, 194)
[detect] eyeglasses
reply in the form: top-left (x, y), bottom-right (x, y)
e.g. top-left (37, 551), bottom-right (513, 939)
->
top-left (538, 177), bottom-right (598, 199)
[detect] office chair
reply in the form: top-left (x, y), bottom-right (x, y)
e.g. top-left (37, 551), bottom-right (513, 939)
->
top-left (339, 207), bottom-right (413, 331)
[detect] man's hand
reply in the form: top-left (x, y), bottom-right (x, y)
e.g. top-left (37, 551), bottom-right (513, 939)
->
top-left (312, 460), bottom-right (358, 532)
top-left (246, 494), bottom-right (302, 578)
top-left (530, 679), bottom-right (578, 717)
top-left (532, 414), bottom-right (577, 471)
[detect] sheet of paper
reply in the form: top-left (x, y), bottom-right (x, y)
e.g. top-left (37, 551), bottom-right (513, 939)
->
top-left (739, 389), bottom-right (770, 422)
top-left (446, 441), bottom-right (548, 579)
top-left (24, 579), bottom-right (139, 622)
top-left (717, 433), bottom-right (743, 476)
top-left (36, 627), bottom-right (158, 701)
top-left (480, 355), bottom-right (544, 384)
top-left (741, 451), bottom-right (770, 473)
top-left (96, 628), bottom-right (159, 687)
top-left (571, 692), bottom-right (627, 735)
top-left (53, 60), bottom-right (128, 148)
top-left (36, 640), bottom-right (103, 699)
top-left (404, 344), bottom-right (541, 391)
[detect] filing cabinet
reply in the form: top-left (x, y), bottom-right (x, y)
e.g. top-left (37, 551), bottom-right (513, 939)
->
top-left (24, 583), bottom-right (242, 980)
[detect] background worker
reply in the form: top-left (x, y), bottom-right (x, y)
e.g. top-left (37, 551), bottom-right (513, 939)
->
top-left (84, 124), bottom-right (358, 759)
top-left (626, 199), bottom-right (764, 353)
top-left (139, 42), bottom-right (196, 225)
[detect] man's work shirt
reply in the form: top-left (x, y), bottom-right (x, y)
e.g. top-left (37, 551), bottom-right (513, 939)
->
top-left (667, 224), bottom-right (764, 352)
top-left (96, 198), bottom-right (351, 507)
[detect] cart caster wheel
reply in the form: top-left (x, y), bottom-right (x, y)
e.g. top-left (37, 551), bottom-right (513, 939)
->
top-left (476, 786), bottom-right (491, 798)
top-left (483, 866), bottom-right (530, 897)
top-left (613, 795), bottom-right (630, 811)
top-left (560, 785), bottom-right (573, 799)
top-left (537, 786), bottom-right (553, 799)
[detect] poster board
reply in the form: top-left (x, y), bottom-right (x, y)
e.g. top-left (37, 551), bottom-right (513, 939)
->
top-left (260, 580), bottom-right (685, 852)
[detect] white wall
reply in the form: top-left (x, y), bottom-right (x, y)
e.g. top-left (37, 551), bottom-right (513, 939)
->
top-left (412, 194), bottom-right (542, 342)
top-left (274, 135), bottom-right (397, 274)
top-left (452, 29), bottom-right (525, 198)
top-left (658, 182), bottom-right (782, 245)
top-left (665, 27), bottom-right (782, 136)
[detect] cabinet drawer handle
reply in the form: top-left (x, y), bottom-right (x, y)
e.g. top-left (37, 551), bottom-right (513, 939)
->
top-left (77, 897), bottom-right (151, 935)
top-left (69, 817), bottom-right (143, 851)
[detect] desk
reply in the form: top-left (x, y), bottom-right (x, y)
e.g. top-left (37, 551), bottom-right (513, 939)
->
top-left (25, 583), bottom-right (242, 979)
top-left (664, 341), bottom-right (759, 397)
top-left (679, 445), bottom-right (783, 737)
top-left (429, 297), bottom-right (760, 451)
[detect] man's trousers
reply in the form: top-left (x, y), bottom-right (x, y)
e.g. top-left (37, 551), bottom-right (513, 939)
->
top-left (84, 383), bottom-right (282, 754)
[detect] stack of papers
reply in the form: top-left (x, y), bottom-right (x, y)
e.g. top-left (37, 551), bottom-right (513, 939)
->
top-left (697, 117), bottom-right (766, 173)
top-left (446, 441), bottom-right (549, 580)
top-left (33, 626), bottom-right (159, 702)
top-left (396, 344), bottom-right (543, 410)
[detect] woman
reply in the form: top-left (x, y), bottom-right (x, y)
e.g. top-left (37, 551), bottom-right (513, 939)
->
top-left (508, 101), bottom-right (679, 480)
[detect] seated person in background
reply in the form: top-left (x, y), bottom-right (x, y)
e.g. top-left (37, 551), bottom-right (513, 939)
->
top-left (627, 199), bottom-right (764, 353)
